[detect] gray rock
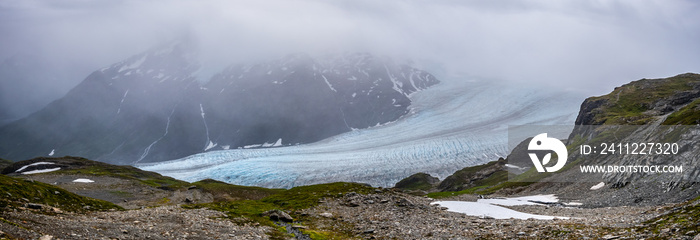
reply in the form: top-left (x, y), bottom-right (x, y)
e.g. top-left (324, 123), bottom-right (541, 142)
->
top-left (602, 234), bottom-right (619, 240)
top-left (26, 203), bottom-right (42, 209)
top-left (262, 209), bottom-right (293, 222)
top-left (396, 198), bottom-right (413, 207)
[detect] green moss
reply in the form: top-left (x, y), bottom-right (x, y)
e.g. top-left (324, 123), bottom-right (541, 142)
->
top-left (192, 179), bottom-right (283, 201)
top-left (158, 197), bottom-right (171, 205)
top-left (302, 229), bottom-right (331, 240)
top-left (429, 155), bottom-right (584, 198)
top-left (181, 199), bottom-right (296, 239)
top-left (0, 216), bottom-right (25, 230)
top-left (186, 200), bottom-right (278, 225)
top-left (184, 182), bottom-right (373, 239)
top-left (437, 159), bottom-right (506, 192)
top-left (24, 156), bottom-right (191, 189)
top-left (300, 229), bottom-right (354, 240)
top-left (262, 182), bottom-right (374, 210)
top-left (587, 74), bottom-right (700, 125)
top-left (637, 200), bottom-right (700, 236)
top-left (0, 174), bottom-right (122, 213)
top-left (394, 173), bottom-right (438, 191)
top-left (428, 171), bottom-right (510, 198)
top-left (663, 98), bottom-right (700, 125)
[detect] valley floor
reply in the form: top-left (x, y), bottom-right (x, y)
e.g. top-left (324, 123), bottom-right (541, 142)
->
top-left (1, 205), bottom-right (272, 240)
top-left (2, 190), bottom-right (698, 240)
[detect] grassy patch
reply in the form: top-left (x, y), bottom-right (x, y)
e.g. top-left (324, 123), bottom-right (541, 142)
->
top-left (437, 159), bottom-right (505, 192)
top-left (0, 174), bottom-right (122, 213)
top-left (62, 164), bottom-right (188, 189)
top-left (586, 74), bottom-right (700, 125)
top-left (427, 170), bottom-right (510, 198)
top-left (394, 173), bottom-right (438, 191)
top-left (8, 156), bottom-right (191, 190)
top-left (185, 200), bottom-right (278, 225)
top-left (637, 199), bottom-right (700, 236)
top-left (300, 229), bottom-right (354, 240)
top-left (429, 156), bottom-right (584, 198)
top-left (0, 216), bottom-right (25, 230)
top-left (185, 182), bottom-right (373, 239)
top-left (177, 200), bottom-right (295, 240)
top-left (663, 98), bottom-right (700, 125)
top-left (262, 182), bottom-right (374, 210)
top-left (192, 179), bottom-right (283, 201)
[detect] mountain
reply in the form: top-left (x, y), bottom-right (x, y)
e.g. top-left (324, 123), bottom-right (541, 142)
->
top-left (199, 53), bottom-right (438, 152)
top-left (553, 73), bottom-right (700, 206)
top-left (0, 43), bottom-right (201, 164)
top-left (472, 73), bottom-right (700, 207)
top-left (0, 45), bottom-right (439, 165)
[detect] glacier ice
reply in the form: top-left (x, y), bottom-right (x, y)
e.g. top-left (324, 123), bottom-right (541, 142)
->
top-left (138, 80), bottom-right (582, 188)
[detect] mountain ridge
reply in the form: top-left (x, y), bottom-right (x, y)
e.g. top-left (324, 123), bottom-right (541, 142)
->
top-left (0, 45), bottom-right (439, 165)
top-left (413, 73), bottom-right (700, 208)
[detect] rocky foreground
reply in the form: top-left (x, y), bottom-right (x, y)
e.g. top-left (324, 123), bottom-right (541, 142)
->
top-left (1, 156), bottom-right (700, 239)
top-left (2, 188), bottom-right (699, 240)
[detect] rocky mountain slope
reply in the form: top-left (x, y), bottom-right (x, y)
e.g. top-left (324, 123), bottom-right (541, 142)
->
top-left (407, 73), bottom-right (700, 208)
top-left (550, 73), bottom-right (700, 206)
top-left (0, 44), bottom-right (438, 165)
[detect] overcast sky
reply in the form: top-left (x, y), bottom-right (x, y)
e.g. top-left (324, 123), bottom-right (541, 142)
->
top-left (1, 0), bottom-right (699, 97)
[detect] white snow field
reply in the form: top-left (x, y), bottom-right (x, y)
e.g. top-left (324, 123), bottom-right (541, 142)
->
top-left (139, 80), bottom-right (581, 188)
top-left (432, 194), bottom-right (569, 220)
top-left (21, 168), bottom-right (61, 175)
top-left (72, 178), bottom-right (95, 183)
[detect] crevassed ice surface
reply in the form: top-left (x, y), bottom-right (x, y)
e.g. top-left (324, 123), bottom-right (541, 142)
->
top-left (138, 80), bottom-right (581, 188)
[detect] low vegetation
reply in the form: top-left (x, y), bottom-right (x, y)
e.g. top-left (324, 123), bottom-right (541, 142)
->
top-left (636, 197), bottom-right (700, 237)
top-left (393, 172), bottom-right (439, 191)
top-left (191, 178), bottom-right (283, 201)
top-left (185, 182), bottom-right (373, 239)
top-left (0, 174), bottom-right (122, 213)
top-left (4, 156), bottom-right (190, 190)
top-left (663, 98), bottom-right (700, 125)
top-left (582, 73), bottom-right (700, 125)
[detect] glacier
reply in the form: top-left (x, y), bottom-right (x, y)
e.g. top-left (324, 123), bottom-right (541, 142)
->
top-left (138, 80), bottom-right (582, 188)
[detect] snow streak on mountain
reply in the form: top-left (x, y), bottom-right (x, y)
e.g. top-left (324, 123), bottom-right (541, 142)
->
top-left (0, 45), bottom-right (438, 165)
top-left (139, 80), bottom-right (581, 188)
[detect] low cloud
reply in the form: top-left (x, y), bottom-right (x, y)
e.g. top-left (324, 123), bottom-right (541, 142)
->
top-left (1, 0), bottom-right (698, 98)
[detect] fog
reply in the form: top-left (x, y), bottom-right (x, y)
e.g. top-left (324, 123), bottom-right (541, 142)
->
top-left (1, 0), bottom-right (699, 119)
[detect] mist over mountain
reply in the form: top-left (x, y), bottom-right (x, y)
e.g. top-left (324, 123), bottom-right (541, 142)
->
top-left (0, 54), bottom-right (76, 125)
top-left (0, 43), bottom-right (439, 164)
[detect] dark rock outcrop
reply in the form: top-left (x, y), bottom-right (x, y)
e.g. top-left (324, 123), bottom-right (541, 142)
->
top-left (262, 209), bottom-right (294, 222)
top-left (437, 158), bottom-right (506, 192)
top-left (393, 172), bottom-right (439, 191)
